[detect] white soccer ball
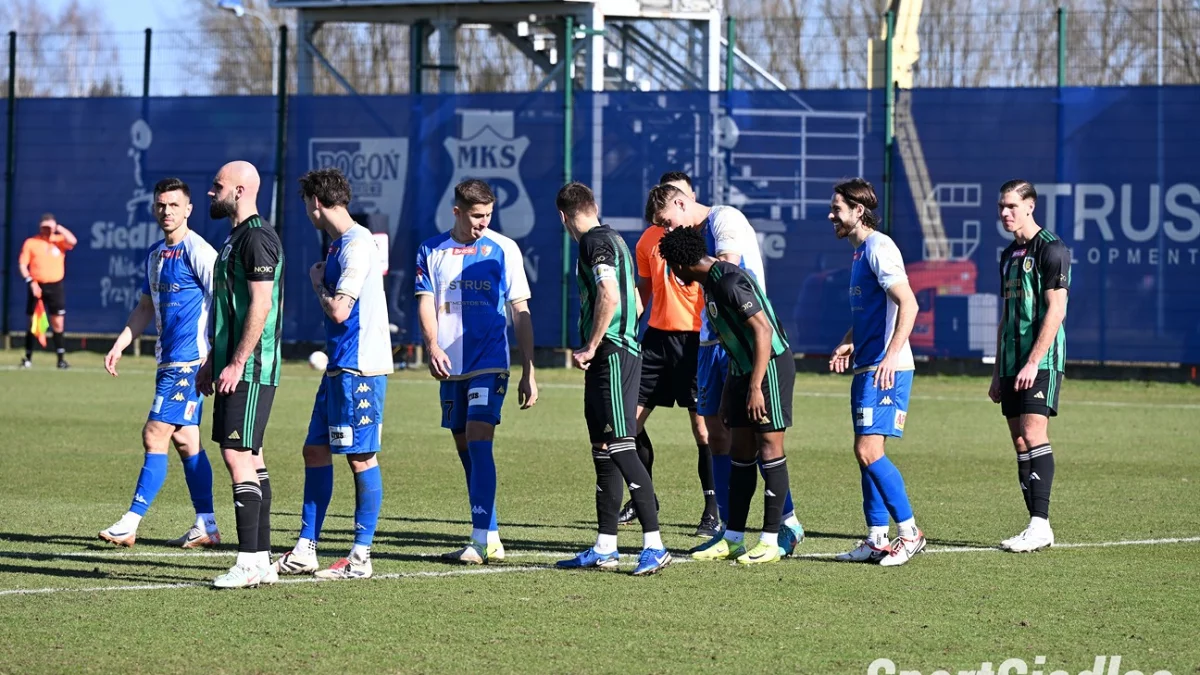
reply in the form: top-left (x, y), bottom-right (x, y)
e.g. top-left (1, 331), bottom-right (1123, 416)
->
top-left (308, 351), bottom-right (329, 371)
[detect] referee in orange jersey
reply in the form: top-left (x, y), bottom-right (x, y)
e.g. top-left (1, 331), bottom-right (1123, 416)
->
top-left (18, 213), bottom-right (77, 369)
top-left (617, 172), bottom-right (720, 537)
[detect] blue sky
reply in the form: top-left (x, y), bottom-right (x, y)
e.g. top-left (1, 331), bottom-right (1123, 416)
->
top-left (40, 0), bottom-right (189, 32)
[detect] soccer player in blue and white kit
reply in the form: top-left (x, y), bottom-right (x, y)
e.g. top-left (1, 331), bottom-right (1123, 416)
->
top-left (416, 179), bottom-right (538, 564)
top-left (644, 184), bottom-right (805, 559)
top-left (272, 168), bottom-right (393, 580)
top-left (827, 178), bottom-right (925, 566)
top-left (99, 178), bottom-right (220, 548)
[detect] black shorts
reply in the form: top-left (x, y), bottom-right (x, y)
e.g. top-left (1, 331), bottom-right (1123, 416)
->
top-left (584, 344), bottom-right (641, 444)
top-left (722, 350), bottom-right (795, 432)
top-left (27, 281), bottom-right (66, 315)
top-left (638, 327), bottom-right (699, 409)
top-left (1000, 370), bottom-right (1062, 418)
top-left (212, 381), bottom-right (277, 451)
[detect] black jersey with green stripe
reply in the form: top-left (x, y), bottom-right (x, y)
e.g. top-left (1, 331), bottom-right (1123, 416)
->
top-left (212, 215), bottom-right (285, 385)
top-left (577, 225), bottom-right (640, 354)
top-left (702, 261), bottom-right (789, 376)
top-left (998, 228), bottom-right (1070, 377)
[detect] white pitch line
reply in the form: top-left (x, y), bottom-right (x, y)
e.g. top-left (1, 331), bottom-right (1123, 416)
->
top-left (2, 535), bottom-right (1198, 597)
top-left (5, 365), bottom-right (1196, 409)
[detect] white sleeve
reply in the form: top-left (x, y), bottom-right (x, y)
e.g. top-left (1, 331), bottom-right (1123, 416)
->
top-left (502, 239), bottom-right (531, 303)
top-left (336, 237), bottom-right (374, 299)
top-left (710, 207), bottom-right (753, 258)
top-left (867, 236), bottom-right (908, 291)
top-left (188, 238), bottom-right (219, 300)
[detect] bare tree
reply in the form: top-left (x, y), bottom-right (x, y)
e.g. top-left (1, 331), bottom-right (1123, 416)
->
top-left (1, 0), bottom-right (125, 97)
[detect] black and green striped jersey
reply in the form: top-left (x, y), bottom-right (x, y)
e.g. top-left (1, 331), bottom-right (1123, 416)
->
top-left (998, 228), bottom-right (1070, 377)
top-left (702, 261), bottom-right (789, 376)
top-left (212, 215), bottom-right (285, 386)
top-left (576, 225), bottom-right (640, 354)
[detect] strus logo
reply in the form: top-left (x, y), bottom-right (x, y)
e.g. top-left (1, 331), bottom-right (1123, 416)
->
top-left (436, 110), bottom-right (534, 240)
top-left (310, 137), bottom-right (410, 246)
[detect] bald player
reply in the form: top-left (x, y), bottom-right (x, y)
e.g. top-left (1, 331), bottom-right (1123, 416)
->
top-left (198, 161), bottom-right (286, 589)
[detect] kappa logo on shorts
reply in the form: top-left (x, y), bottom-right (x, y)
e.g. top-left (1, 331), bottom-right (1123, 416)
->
top-left (184, 401), bottom-right (197, 421)
top-left (467, 387), bottom-right (489, 406)
top-left (357, 399), bottom-right (371, 410)
top-left (880, 395), bottom-right (894, 406)
top-left (177, 378), bottom-right (189, 387)
top-left (172, 392), bottom-right (185, 402)
top-left (356, 383), bottom-right (372, 394)
top-left (329, 425), bottom-right (352, 447)
top-left (358, 415), bottom-right (371, 426)
top-left (179, 366), bottom-right (193, 374)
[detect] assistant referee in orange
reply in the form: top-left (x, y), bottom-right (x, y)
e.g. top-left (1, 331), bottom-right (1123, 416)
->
top-left (18, 213), bottom-right (77, 369)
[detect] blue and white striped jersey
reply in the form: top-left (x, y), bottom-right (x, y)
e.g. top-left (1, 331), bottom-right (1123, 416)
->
top-left (414, 229), bottom-right (530, 379)
top-left (141, 230), bottom-right (217, 368)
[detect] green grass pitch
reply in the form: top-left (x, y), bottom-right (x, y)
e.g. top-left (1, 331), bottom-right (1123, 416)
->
top-left (1, 353), bottom-right (1198, 674)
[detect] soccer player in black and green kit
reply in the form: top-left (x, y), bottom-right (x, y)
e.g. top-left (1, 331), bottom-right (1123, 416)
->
top-left (198, 161), bottom-right (286, 588)
top-left (554, 182), bottom-right (670, 577)
top-left (989, 180), bottom-right (1070, 553)
top-left (658, 225), bottom-right (794, 565)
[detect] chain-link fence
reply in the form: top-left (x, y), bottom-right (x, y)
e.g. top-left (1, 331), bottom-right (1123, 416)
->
top-left (1, 6), bottom-right (1199, 96)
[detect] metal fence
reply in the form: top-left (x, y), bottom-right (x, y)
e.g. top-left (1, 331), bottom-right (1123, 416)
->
top-left (3, 6), bottom-right (1200, 97)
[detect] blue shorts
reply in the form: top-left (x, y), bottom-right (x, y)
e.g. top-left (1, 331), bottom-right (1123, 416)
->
top-left (440, 372), bottom-right (508, 434)
top-left (696, 344), bottom-right (729, 417)
top-left (851, 370), bottom-right (913, 438)
top-left (304, 372), bottom-right (388, 454)
top-left (148, 365), bottom-right (204, 427)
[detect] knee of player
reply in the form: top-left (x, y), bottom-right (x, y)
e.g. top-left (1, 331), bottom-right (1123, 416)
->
top-left (141, 425), bottom-right (172, 453)
top-left (1010, 435), bottom-right (1030, 454)
top-left (853, 435), bottom-right (886, 466)
top-left (302, 444), bottom-right (333, 467)
top-left (347, 452), bottom-right (379, 472)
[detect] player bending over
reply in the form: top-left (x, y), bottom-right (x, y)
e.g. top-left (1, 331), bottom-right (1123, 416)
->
top-left (658, 225), bottom-right (795, 565)
top-left (644, 184), bottom-right (804, 558)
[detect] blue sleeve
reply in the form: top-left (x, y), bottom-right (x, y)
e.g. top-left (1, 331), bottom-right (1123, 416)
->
top-left (414, 244), bottom-right (434, 295)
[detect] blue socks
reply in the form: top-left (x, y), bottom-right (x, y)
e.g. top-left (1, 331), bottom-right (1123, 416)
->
top-left (353, 466), bottom-right (383, 547)
top-left (467, 441), bottom-right (498, 533)
top-left (860, 464), bottom-right (890, 528)
top-left (300, 465), bottom-right (335, 542)
top-left (459, 447), bottom-right (500, 532)
top-left (129, 453), bottom-right (168, 516)
top-left (712, 454), bottom-right (732, 523)
top-left (865, 455), bottom-right (914, 524)
top-left (180, 450), bottom-right (214, 514)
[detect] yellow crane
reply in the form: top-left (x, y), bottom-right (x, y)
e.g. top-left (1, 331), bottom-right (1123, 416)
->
top-left (868, 0), bottom-right (950, 260)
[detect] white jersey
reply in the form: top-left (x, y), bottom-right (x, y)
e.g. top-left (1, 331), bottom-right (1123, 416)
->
top-left (142, 231), bottom-right (217, 367)
top-left (701, 205), bottom-right (766, 344)
top-left (321, 225), bottom-right (394, 376)
top-left (850, 231), bottom-right (915, 373)
top-left (414, 229), bottom-right (530, 379)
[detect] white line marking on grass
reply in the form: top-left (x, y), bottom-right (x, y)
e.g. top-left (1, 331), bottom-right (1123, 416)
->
top-left (7, 365), bottom-right (1198, 410)
top-left (2, 536), bottom-right (1197, 597)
